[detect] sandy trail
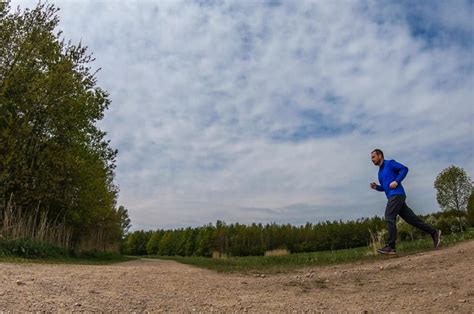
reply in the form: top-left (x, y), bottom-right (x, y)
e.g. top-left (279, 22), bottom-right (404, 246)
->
top-left (0, 241), bottom-right (473, 312)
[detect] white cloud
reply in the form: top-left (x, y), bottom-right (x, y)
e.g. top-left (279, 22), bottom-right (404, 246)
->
top-left (9, 0), bottom-right (474, 230)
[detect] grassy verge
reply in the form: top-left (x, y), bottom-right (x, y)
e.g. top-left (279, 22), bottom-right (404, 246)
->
top-left (148, 229), bottom-right (474, 274)
top-left (0, 238), bottom-right (136, 265)
top-left (0, 254), bottom-right (136, 265)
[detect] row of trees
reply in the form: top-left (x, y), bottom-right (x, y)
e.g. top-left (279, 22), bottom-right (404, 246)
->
top-left (125, 165), bottom-right (473, 257)
top-left (123, 218), bottom-right (386, 257)
top-left (0, 3), bottom-right (130, 251)
top-left (123, 207), bottom-right (473, 257)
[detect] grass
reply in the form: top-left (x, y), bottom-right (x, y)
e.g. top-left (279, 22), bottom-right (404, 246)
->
top-left (148, 229), bottom-right (474, 274)
top-left (0, 254), bottom-right (136, 265)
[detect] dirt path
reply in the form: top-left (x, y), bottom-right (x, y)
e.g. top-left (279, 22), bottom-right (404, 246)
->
top-left (1, 241), bottom-right (473, 312)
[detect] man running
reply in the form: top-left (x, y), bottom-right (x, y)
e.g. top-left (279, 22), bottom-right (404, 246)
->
top-left (370, 149), bottom-right (441, 254)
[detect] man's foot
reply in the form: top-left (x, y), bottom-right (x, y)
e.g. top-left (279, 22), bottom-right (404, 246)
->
top-left (432, 229), bottom-right (442, 248)
top-left (377, 245), bottom-right (396, 255)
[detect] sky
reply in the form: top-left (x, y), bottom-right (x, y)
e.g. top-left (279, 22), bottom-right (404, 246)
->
top-left (8, 0), bottom-right (474, 231)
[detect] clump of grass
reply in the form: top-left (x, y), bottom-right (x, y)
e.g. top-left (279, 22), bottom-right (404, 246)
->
top-left (264, 249), bottom-right (290, 257)
top-left (212, 251), bottom-right (229, 259)
top-left (368, 229), bottom-right (387, 256)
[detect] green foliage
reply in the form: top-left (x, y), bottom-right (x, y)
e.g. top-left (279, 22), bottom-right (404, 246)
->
top-left (146, 230), bottom-right (162, 255)
top-left (435, 212), bottom-right (468, 234)
top-left (397, 218), bottom-right (415, 241)
top-left (420, 209), bottom-right (468, 235)
top-left (0, 238), bottom-right (70, 258)
top-left (434, 165), bottom-right (472, 212)
top-left (467, 190), bottom-right (474, 227)
top-left (157, 232), bottom-right (176, 256)
top-left (122, 230), bottom-right (152, 255)
top-left (125, 217), bottom-right (387, 257)
top-left (0, 3), bottom-right (129, 250)
top-left (124, 209), bottom-right (470, 258)
top-left (0, 238), bottom-right (134, 264)
top-left (117, 205), bottom-right (132, 237)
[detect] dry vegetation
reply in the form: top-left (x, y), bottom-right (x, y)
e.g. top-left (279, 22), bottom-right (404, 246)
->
top-left (1, 195), bottom-right (72, 248)
top-left (264, 249), bottom-right (290, 257)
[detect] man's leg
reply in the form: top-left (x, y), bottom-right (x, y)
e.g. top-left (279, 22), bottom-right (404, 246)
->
top-left (385, 195), bottom-right (405, 249)
top-left (399, 200), bottom-right (437, 237)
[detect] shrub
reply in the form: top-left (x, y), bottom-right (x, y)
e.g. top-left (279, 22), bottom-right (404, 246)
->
top-left (0, 238), bottom-right (71, 259)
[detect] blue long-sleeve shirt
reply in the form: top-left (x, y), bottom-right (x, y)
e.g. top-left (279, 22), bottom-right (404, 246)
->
top-left (376, 159), bottom-right (409, 198)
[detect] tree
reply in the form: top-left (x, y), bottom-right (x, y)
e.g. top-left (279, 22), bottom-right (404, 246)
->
top-left (158, 232), bottom-right (175, 256)
top-left (146, 231), bottom-right (162, 255)
top-left (0, 3), bottom-right (125, 251)
top-left (117, 206), bottom-right (131, 238)
top-left (467, 190), bottom-right (474, 227)
top-left (124, 230), bottom-right (151, 255)
top-left (434, 165), bottom-right (472, 212)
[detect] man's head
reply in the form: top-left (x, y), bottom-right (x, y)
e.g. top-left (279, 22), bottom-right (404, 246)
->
top-left (371, 149), bottom-right (384, 166)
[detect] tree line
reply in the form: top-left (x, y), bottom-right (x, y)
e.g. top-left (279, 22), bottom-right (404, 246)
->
top-left (124, 218), bottom-right (385, 256)
top-left (0, 3), bottom-right (129, 251)
top-left (123, 208), bottom-right (472, 257)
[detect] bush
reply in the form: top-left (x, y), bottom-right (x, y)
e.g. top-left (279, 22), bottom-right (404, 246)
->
top-left (435, 215), bottom-right (468, 235)
top-left (0, 239), bottom-right (71, 259)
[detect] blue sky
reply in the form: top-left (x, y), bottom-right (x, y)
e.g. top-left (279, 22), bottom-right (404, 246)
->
top-left (9, 0), bottom-right (474, 230)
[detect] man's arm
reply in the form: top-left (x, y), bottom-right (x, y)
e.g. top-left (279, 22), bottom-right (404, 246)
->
top-left (391, 160), bottom-right (409, 183)
top-left (370, 182), bottom-right (385, 191)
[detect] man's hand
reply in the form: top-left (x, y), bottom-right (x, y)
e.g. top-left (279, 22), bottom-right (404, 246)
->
top-left (389, 181), bottom-right (398, 189)
top-left (370, 182), bottom-right (378, 190)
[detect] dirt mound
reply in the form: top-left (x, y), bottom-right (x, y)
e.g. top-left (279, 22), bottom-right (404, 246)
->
top-left (1, 241), bottom-right (473, 312)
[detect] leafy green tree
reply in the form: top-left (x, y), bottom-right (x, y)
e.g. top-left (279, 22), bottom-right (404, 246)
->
top-left (117, 206), bottom-right (131, 238)
top-left (195, 225), bottom-right (214, 257)
top-left (434, 165), bottom-right (472, 212)
top-left (0, 3), bottom-right (125, 250)
top-left (467, 190), bottom-right (474, 227)
top-left (182, 227), bottom-right (197, 256)
top-left (124, 230), bottom-right (151, 255)
top-left (146, 231), bottom-right (162, 255)
top-left (158, 232), bottom-right (175, 256)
